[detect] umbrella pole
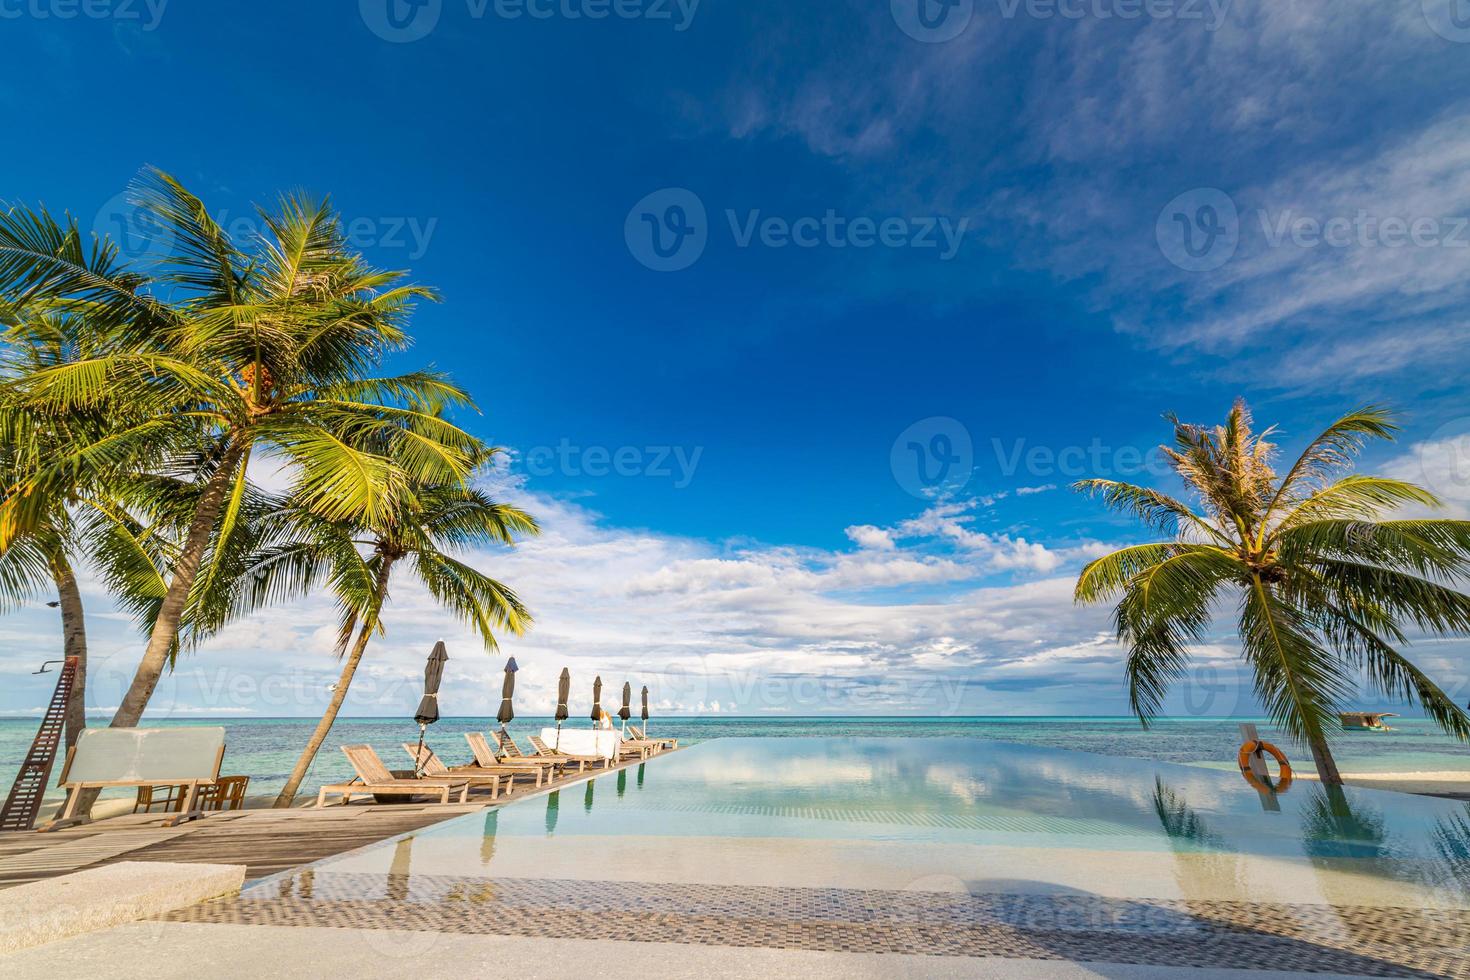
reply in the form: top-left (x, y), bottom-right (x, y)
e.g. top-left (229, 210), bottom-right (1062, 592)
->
top-left (555, 720), bottom-right (562, 751)
top-left (414, 722), bottom-right (427, 778)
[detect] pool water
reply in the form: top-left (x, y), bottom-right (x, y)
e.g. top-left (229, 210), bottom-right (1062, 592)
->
top-left (196, 738), bottom-right (1470, 974)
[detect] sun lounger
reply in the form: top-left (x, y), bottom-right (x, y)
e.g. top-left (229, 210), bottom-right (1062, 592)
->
top-left (46, 726), bottom-right (228, 830)
top-left (488, 731), bottom-right (564, 770)
top-left (628, 725), bottom-right (677, 750)
top-left (465, 733), bottom-right (555, 785)
top-left (528, 734), bottom-right (610, 771)
top-left (400, 744), bottom-right (514, 798)
top-left (315, 744), bottom-right (470, 807)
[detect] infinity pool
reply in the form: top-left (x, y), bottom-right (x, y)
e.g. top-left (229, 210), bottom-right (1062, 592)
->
top-left (190, 738), bottom-right (1470, 975)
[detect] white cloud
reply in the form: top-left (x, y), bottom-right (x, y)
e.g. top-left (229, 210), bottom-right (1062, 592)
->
top-left (845, 524), bottom-right (896, 550)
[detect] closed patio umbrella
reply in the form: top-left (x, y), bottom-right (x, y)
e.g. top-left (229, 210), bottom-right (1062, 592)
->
top-left (412, 641), bottom-right (449, 776)
top-left (590, 676), bottom-right (603, 726)
top-left (554, 667), bottom-right (570, 749)
top-left (619, 682), bottom-right (632, 736)
top-left (496, 657), bottom-right (518, 742)
top-left (641, 685), bottom-right (650, 736)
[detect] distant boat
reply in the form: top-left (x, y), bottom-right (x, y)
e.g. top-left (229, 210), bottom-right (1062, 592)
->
top-left (1339, 712), bottom-right (1397, 732)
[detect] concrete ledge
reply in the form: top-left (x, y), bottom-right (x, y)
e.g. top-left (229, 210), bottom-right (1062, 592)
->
top-left (0, 861), bottom-right (244, 955)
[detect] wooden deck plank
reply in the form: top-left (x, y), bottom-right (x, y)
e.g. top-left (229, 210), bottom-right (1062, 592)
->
top-left (0, 749), bottom-right (671, 889)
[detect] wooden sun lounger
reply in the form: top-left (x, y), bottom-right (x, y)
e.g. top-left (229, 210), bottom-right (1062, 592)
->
top-left (400, 744), bottom-right (512, 799)
top-left (487, 731), bottom-right (563, 769)
top-left (315, 744), bottom-right (470, 807)
top-left (527, 734), bottom-right (610, 771)
top-left (465, 733), bottom-right (554, 786)
top-left (629, 725), bottom-right (677, 751)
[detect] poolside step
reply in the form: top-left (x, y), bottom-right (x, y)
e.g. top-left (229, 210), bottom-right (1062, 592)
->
top-left (0, 860), bottom-right (244, 954)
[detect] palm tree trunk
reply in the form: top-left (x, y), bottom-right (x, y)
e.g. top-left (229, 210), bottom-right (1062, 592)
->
top-left (274, 559), bottom-right (394, 808)
top-left (50, 554), bottom-right (87, 751)
top-left (109, 439), bottom-right (247, 729)
top-left (1308, 735), bottom-right (1343, 786)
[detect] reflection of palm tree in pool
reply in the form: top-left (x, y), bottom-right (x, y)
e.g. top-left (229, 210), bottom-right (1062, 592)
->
top-left (1152, 778), bottom-right (1223, 847)
top-left (1300, 787), bottom-right (1391, 861)
top-left (1430, 804), bottom-right (1470, 896)
top-left (1151, 778), bottom-right (1250, 905)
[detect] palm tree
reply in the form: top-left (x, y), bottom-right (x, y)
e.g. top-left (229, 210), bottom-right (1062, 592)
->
top-left (1075, 402), bottom-right (1470, 785)
top-left (0, 169), bottom-right (483, 730)
top-left (242, 464), bottom-right (536, 806)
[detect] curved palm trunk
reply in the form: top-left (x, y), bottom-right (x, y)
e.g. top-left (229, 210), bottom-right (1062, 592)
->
top-left (274, 559), bottom-right (395, 808)
top-left (110, 439), bottom-right (247, 729)
top-left (1308, 737), bottom-right (1343, 786)
top-left (50, 554), bottom-right (87, 750)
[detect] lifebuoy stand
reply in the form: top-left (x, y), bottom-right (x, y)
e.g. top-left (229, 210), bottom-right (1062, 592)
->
top-left (1239, 723), bottom-right (1281, 812)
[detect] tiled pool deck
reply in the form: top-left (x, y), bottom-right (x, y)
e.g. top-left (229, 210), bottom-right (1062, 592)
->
top-left (12, 737), bottom-right (1470, 978)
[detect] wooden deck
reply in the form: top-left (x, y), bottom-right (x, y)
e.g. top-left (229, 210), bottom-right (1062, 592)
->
top-left (0, 751), bottom-right (667, 890)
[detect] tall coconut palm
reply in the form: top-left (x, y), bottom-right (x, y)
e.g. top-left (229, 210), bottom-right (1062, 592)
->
top-left (241, 462), bottom-right (536, 807)
top-left (0, 169), bottom-right (483, 730)
top-left (1075, 402), bottom-right (1470, 785)
top-left (0, 306), bottom-right (140, 750)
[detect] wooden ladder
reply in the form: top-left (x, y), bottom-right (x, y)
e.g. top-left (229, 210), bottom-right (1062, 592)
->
top-left (0, 656), bottom-right (77, 832)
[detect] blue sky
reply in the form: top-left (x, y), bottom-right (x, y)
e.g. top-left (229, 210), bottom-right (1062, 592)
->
top-left (3, 0), bottom-right (1470, 719)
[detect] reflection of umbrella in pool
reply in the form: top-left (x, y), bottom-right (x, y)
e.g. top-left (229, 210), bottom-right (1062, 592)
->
top-left (545, 790), bottom-right (560, 836)
top-left (619, 682), bottom-right (632, 735)
top-left (388, 836), bottom-right (414, 901)
top-left (617, 767), bottom-right (627, 798)
top-left (636, 762), bottom-right (645, 790)
top-left (554, 667), bottom-right (570, 749)
top-left (496, 657), bottom-right (518, 742)
top-left (480, 809), bottom-right (498, 867)
top-left (412, 641), bottom-right (449, 776)
top-left (583, 778), bottom-right (595, 813)
top-left (590, 676), bottom-right (602, 724)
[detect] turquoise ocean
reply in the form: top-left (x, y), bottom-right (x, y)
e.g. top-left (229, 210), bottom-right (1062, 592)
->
top-left (2, 715), bottom-right (1468, 806)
